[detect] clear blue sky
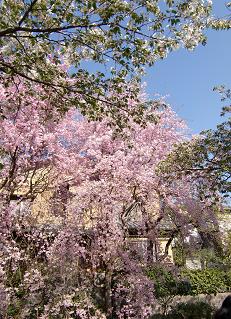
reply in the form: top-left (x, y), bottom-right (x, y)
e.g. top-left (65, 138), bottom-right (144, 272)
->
top-left (144, 0), bottom-right (231, 133)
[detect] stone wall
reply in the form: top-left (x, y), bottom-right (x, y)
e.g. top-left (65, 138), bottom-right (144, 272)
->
top-left (153, 292), bottom-right (231, 314)
top-left (171, 292), bottom-right (230, 308)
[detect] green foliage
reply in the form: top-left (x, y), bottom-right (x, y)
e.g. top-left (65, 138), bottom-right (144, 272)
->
top-left (7, 304), bottom-right (19, 317)
top-left (0, 0), bottom-right (230, 127)
top-left (147, 266), bottom-right (178, 298)
top-left (172, 245), bottom-right (186, 267)
top-left (226, 231), bottom-right (231, 258)
top-left (181, 268), bottom-right (231, 295)
top-left (147, 266), bottom-right (191, 298)
top-left (148, 266), bottom-right (231, 298)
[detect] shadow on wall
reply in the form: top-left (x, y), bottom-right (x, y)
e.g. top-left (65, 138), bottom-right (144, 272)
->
top-left (214, 295), bottom-right (231, 319)
top-left (151, 293), bottom-right (231, 319)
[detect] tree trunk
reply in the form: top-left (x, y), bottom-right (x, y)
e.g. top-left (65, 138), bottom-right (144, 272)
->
top-left (105, 268), bottom-right (112, 318)
top-left (147, 239), bottom-right (154, 266)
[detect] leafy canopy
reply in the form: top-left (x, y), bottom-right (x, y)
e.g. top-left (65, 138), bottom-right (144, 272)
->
top-left (0, 0), bottom-right (230, 125)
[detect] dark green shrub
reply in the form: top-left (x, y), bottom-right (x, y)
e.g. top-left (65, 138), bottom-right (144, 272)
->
top-left (147, 266), bottom-right (180, 298)
top-left (172, 245), bottom-right (186, 267)
top-left (148, 267), bottom-right (231, 298)
top-left (147, 266), bottom-right (191, 298)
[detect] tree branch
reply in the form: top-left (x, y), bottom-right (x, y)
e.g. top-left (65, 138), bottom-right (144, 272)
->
top-left (0, 61), bottom-right (126, 110)
top-left (0, 22), bottom-right (108, 38)
top-left (18, 0), bottom-right (38, 26)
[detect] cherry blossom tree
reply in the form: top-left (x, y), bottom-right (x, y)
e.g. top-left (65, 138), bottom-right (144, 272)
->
top-left (0, 80), bottom-right (221, 318)
top-left (0, 2), bottom-right (229, 316)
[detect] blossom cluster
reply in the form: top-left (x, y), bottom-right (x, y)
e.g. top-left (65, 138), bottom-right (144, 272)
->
top-left (0, 81), bottom-right (218, 318)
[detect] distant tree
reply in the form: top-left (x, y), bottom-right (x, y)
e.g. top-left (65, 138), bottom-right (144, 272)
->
top-left (157, 87), bottom-right (231, 258)
top-left (159, 86), bottom-right (231, 202)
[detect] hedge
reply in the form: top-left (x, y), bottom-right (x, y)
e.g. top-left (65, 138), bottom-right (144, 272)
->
top-left (147, 266), bottom-right (231, 297)
top-left (181, 268), bottom-right (231, 295)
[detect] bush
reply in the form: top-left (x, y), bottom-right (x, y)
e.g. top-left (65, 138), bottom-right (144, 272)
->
top-left (181, 268), bottom-right (231, 295)
top-left (172, 245), bottom-right (186, 267)
top-left (147, 267), bottom-right (177, 298)
top-left (147, 266), bottom-right (231, 298)
top-left (147, 266), bottom-right (191, 298)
